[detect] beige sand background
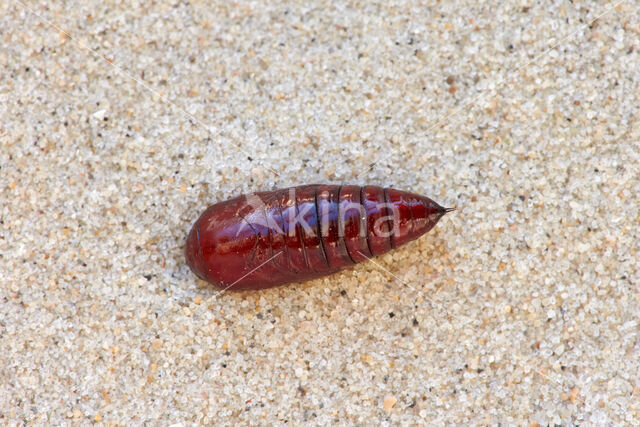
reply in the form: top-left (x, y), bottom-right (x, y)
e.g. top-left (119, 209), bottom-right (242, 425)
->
top-left (2, 0), bottom-right (639, 424)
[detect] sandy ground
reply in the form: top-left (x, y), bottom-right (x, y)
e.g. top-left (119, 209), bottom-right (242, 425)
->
top-left (1, 0), bottom-right (639, 424)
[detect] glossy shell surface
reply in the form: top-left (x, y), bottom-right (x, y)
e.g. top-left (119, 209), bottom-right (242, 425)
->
top-left (186, 184), bottom-right (449, 290)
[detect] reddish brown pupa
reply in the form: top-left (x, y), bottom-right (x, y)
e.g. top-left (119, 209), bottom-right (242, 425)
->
top-left (185, 184), bottom-right (451, 290)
